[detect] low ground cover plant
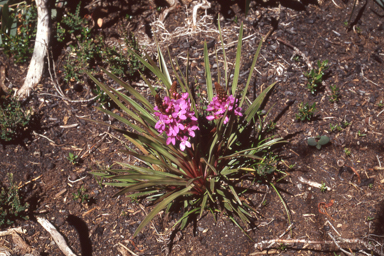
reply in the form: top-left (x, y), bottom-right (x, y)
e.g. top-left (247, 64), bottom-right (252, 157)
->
top-left (86, 22), bottom-right (285, 238)
top-left (56, 2), bottom-right (145, 86)
top-left (0, 1), bottom-right (37, 63)
top-left (305, 60), bottom-right (328, 94)
top-left (0, 173), bottom-right (29, 227)
top-left (0, 94), bottom-right (32, 142)
top-left (296, 102), bottom-right (316, 121)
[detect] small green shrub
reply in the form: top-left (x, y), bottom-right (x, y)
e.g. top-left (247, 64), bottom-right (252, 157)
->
top-left (56, 2), bottom-right (145, 87)
top-left (305, 60), bottom-right (328, 94)
top-left (0, 173), bottom-right (29, 227)
top-left (296, 102), bottom-right (316, 121)
top-left (0, 2), bottom-right (37, 63)
top-left (0, 95), bottom-right (32, 142)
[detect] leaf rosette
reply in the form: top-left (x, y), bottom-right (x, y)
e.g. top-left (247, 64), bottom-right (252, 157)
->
top-left (84, 21), bottom-right (285, 238)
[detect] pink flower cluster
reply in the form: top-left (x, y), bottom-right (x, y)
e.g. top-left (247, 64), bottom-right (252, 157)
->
top-left (206, 95), bottom-right (242, 124)
top-left (154, 92), bottom-right (199, 151)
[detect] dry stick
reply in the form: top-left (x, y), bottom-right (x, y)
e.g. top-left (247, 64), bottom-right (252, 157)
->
top-left (298, 176), bottom-right (332, 191)
top-left (33, 131), bottom-right (56, 144)
top-left (0, 227), bottom-right (25, 237)
top-left (275, 37), bottom-right (312, 70)
top-left (0, 66), bottom-right (8, 94)
top-left (254, 236), bottom-right (383, 255)
top-left (118, 242), bottom-right (139, 256)
top-left (327, 232), bottom-right (353, 256)
top-left (37, 217), bottom-right (77, 256)
top-left (17, 0), bottom-right (49, 98)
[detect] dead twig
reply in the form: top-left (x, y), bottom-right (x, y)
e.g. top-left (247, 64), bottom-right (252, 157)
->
top-left (275, 37), bottom-right (312, 70)
top-left (37, 217), bottom-right (77, 256)
top-left (0, 227), bottom-right (26, 237)
top-left (254, 236), bottom-right (383, 255)
top-left (298, 176), bottom-right (331, 191)
top-left (118, 242), bottom-right (139, 256)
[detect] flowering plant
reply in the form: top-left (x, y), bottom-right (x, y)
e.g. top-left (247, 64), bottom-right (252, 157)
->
top-left (86, 22), bottom-right (284, 238)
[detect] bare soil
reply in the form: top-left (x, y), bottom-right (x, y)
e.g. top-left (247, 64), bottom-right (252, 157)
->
top-left (1, 0), bottom-right (384, 255)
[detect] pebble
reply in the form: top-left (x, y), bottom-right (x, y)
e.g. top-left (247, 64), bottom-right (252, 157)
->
top-left (358, 90), bottom-right (366, 95)
top-left (27, 229), bottom-right (35, 236)
top-left (198, 227), bottom-right (205, 232)
top-left (69, 172), bottom-right (78, 181)
top-left (55, 216), bottom-right (65, 227)
top-left (284, 91), bottom-right (295, 96)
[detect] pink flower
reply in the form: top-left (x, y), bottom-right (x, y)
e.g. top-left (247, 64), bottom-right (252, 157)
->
top-left (154, 90), bottom-right (199, 151)
top-left (206, 94), bottom-right (242, 124)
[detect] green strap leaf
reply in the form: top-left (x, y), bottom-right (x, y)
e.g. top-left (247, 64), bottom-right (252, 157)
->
top-left (231, 22), bottom-right (243, 95)
top-left (245, 81), bottom-right (277, 123)
top-left (100, 68), bottom-right (154, 111)
top-left (240, 38), bottom-right (263, 108)
top-left (204, 41), bottom-right (213, 101)
top-left (133, 184), bottom-right (194, 237)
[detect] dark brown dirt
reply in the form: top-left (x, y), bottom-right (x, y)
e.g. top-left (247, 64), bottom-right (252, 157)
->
top-left (1, 0), bottom-right (384, 255)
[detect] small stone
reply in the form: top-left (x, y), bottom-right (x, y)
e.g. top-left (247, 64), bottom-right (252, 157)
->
top-left (358, 90), bottom-right (366, 95)
top-left (69, 172), bottom-right (78, 181)
top-left (55, 217), bottom-right (65, 227)
top-left (27, 229), bottom-right (35, 236)
top-left (284, 91), bottom-right (295, 96)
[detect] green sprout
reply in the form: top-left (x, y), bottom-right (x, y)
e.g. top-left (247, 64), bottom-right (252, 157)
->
top-left (278, 243), bottom-right (287, 251)
top-left (305, 60), bottom-right (328, 94)
top-left (67, 152), bottom-right (79, 165)
top-left (357, 130), bottom-right (366, 137)
top-left (368, 184), bottom-right (373, 189)
top-left (296, 102), bottom-right (316, 121)
top-left (329, 85), bottom-right (340, 103)
top-left (233, 15), bottom-right (238, 24)
top-left (366, 216), bottom-right (374, 221)
top-left (320, 182), bottom-right (327, 193)
top-left (342, 121), bottom-right (350, 127)
top-left (344, 148), bottom-right (351, 156)
top-left (72, 186), bottom-right (89, 204)
top-left (293, 55), bottom-right (301, 62)
top-left (377, 100), bottom-right (383, 109)
top-left (330, 123), bottom-right (342, 132)
top-left (307, 135), bottom-right (330, 150)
